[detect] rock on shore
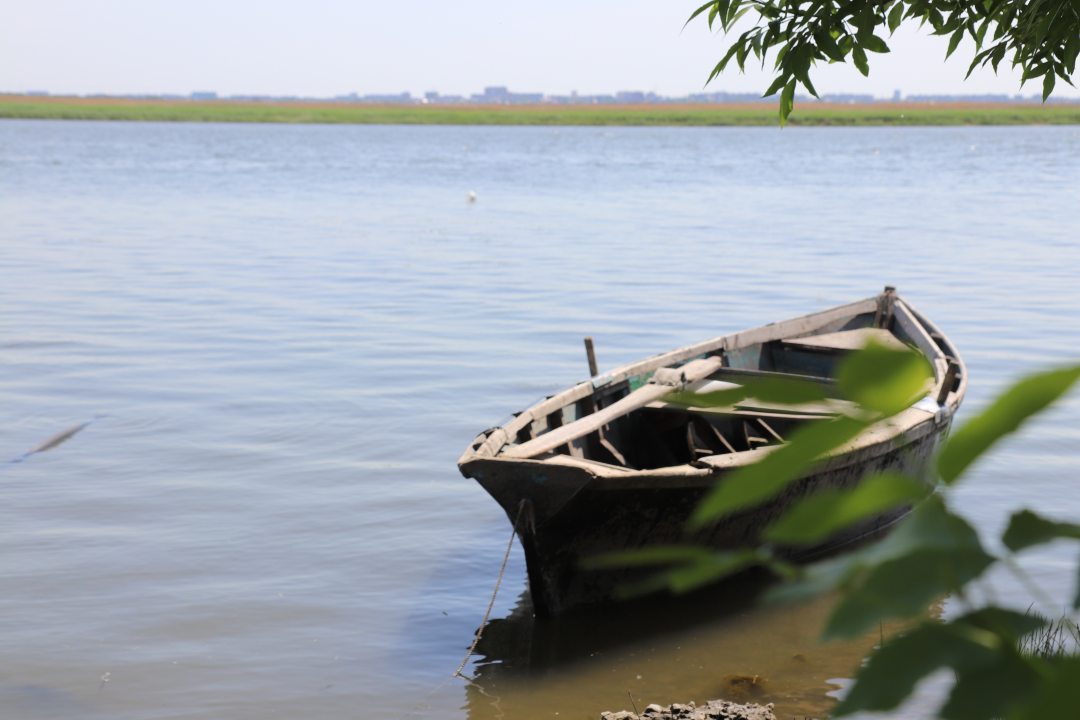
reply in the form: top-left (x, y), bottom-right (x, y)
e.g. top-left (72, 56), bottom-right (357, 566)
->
top-left (600, 699), bottom-right (776, 720)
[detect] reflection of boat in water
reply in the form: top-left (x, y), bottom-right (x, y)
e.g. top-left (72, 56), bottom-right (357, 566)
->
top-left (464, 579), bottom-right (931, 720)
top-left (459, 289), bottom-right (967, 616)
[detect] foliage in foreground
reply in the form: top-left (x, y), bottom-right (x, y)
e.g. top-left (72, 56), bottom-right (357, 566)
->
top-left (600, 341), bottom-right (1080, 718)
top-left (688, 0), bottom-right (1080, 123)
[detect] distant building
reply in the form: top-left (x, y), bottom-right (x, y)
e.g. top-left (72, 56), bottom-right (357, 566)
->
top-left (905, 93), bottom-right (1017, 103)
top-left (686, 91), bottom-right (770, 103)
top-left (190, 91), bottom-right (218, 100)
top-left (480, 86), bottom-right (510, 102)
top-left (821, 93), bottom-right (876, 104)
top-left (422, 91), bottom-right (467, 104)
top-left (615, 91), bottom-right (646, 103)
top-left (469, 86), bottom-right (544, 104)
top-left (360, 92), bottom-right (413, 104)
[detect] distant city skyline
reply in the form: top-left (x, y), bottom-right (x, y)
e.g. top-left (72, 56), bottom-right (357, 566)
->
top-left (5, 1), bottom-right (1078, 100)
top-left (7, 86), bottom-right (1070, 105)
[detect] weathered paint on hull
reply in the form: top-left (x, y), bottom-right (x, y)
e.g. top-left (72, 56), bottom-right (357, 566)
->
top-left (466, 415), bottom-right (950, 616)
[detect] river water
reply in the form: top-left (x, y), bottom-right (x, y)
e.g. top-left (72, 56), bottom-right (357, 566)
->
top-left (2, 120), bottom-right (1078, 719)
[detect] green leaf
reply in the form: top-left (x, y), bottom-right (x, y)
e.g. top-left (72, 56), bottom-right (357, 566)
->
top-left (582, 544), bottom-right (717, 570)
top-left (666, 375), bottom-right (830, 409)
top-left (887, 2), bottom-right (904, 34)
top-left (779, 78), bottom-right (796, 125)
top-left (1012, 657), bottom-right (1080, 720)
top-left (815, 29), bottom-right (845, 61)
top-left (940, 652), bottom-right (1041, 720)
top-left (769, 498), bottom-right (993, 636)
top-left (966, 46), bottom-right (995, 79)
top-left (773, 42), bottom-right (790, 70)
top-left (946, 27), bottom-right (965, 59)
top-left (974, 18), bottom-right (990, 49)
top-left (962, 606), bottom-right (1049, 637)
top-left (1002, 509), bottom-right (1080, 552)
top-left (689, 415), bottom-right (868, 528)
top-left (836, 341), bottom-right (933, 416)
top-left (708, 43), bottom-right (742, 83)
top-left (835, 608), bottom-right (1046, 716)
top-left (824, 547), bottom-right (994, 639)
top-left (1043, 69), bottom-right (1057, 100)
top-left (833, 495), bottom-right (993, 579)
top-left (611, 549), bottom-right (766, 599)
top-left (991, 43), bottom-right (1007, 72)
top-left (736, 40), bottom-right (750, 71)
top-left (664, 549), bottom-right (765, 593)
top-left (796, 66), bottom-right (819, 99)
top-left (937, 365), bottom-right (1080, 484)
top-left (833, 622), bottom-right (995, 714)
top-left (862, 35), bottom-right (891, 53)
top-left (853, 45), bottom-right (870, 76)
top-left (761, 74), bottom-right (790, 98)
top-left (821, 499), bottom-right (996, 639)
top-left (724, 0), bottom-right (746, 30)
top-left (764, 553), bottom-right (855, 605)
top-left (763, 472), bottom-right (927, 546)
top-left (684, 0), bottom-right (718, 29)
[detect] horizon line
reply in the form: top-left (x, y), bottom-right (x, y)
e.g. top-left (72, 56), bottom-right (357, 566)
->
top-left (5, 87), bottom-right (1077, 106)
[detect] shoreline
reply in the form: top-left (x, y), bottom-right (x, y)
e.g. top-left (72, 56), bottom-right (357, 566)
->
top-left (3, 96), bottom-right (1080, 126)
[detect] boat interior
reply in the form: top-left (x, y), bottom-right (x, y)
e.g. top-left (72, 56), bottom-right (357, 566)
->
top-left (496, 303), bottom-right (958, 472)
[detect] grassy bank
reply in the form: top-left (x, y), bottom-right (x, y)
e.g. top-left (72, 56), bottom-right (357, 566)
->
top-left (2, 96), bottom-right (1080, 126)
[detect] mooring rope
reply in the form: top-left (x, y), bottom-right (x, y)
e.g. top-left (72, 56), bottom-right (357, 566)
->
top-left (453, 499), bottom-right (526, 681)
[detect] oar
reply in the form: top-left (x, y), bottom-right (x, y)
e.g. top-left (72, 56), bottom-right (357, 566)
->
top-left (502, 355), bottom-right (725, 459)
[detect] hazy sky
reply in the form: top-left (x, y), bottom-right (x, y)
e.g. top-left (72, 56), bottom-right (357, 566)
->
top-left (5, 0), bottom-right (1076, 98)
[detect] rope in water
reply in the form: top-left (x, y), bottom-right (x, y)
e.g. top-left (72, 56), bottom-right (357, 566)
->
top-left (453, 499), bottom-right (526, 681)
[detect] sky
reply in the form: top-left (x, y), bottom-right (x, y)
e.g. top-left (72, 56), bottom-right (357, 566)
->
top-left (4, 0), bottom-right (1076, 99)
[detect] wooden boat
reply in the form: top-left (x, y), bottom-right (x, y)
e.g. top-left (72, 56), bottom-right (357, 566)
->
top-left (458, 288), bottom-right (967, 616)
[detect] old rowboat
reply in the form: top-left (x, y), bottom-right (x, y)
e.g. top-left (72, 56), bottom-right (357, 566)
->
top-left (458, 289), bottom-right (967, 616)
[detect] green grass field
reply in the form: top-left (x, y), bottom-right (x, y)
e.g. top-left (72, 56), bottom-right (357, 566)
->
top-left (2, 96), bottom-right (1079, 126)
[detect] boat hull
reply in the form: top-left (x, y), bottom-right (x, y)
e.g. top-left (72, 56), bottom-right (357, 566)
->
top-left (465, 411), bottom-right (951, 616)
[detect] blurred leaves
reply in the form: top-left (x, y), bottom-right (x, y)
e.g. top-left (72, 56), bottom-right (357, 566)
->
top-left (585, 546), bottom-right (773, 598)
top-left (837, 340), bottom-right (933, 415)
top-left (690, 341), bottom-right (927, 529)
top-left (793, 496), bottom-right (997, 639)
top-left (1003, 509), bottom-right (1080, 552)
top-left (667, 374), bottom-right (830, 410)
top-left (582, 544), bottom-right (717, 569)
top-left (824, 547), bottom-right (994, 639)
top-left (657, 548), bottom-right (770, 594)
top-left (834, 608), bottom-right (1046, 717)
top-left (688, 414), bottom-right (868, 528)
top-left (687, 0), bottom-right (1079, 122)
top-left (763, 472), bottom-right (926, 546)
top-left (938, 365), bottom-right (1080, 484)
top-left (602, 336), bottom-right (1080, 718)
top-left (1014, 657), bottom-right (1080, 719)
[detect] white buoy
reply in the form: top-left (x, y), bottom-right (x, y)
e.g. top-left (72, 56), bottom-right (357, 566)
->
top-left (467, 191), bottom-right (477, 204)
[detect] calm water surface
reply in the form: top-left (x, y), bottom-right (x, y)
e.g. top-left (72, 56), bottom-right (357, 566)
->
top-left (2, 120), bottom-right (1079, 719)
